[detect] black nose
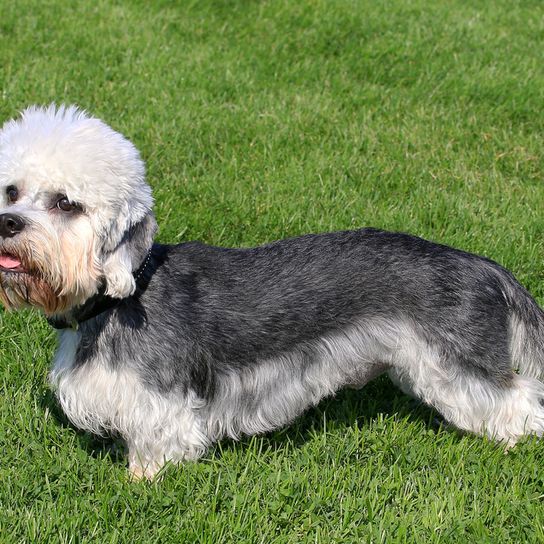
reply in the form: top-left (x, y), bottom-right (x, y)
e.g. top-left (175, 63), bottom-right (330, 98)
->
top-left (0, 214), bottom-right (25, 238)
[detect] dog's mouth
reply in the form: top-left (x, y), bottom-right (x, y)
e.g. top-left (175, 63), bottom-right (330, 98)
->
top-left (0, 253), bottom-right (28, 274)
top-left (0, 252), bottom-right (64, 314)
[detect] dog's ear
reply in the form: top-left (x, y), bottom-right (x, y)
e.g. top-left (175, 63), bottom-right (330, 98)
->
top-left (101, 212), bottom-right (157, 298)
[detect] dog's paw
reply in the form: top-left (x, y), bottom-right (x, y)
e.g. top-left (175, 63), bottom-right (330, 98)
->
top-left (128, 460), bottom-right (161, 482)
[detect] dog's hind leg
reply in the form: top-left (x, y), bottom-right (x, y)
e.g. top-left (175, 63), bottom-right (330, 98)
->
top-left (390, 339), bottom-right (544, 444)
top-left (430, 372), bottom-right (544, 445)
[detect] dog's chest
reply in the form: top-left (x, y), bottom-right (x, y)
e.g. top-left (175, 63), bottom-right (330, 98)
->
top-left (49, 329), bottom-right (138, 435)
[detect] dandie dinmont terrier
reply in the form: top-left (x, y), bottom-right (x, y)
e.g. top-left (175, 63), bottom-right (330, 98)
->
top-left (0, 105), bottom-right (543, 479)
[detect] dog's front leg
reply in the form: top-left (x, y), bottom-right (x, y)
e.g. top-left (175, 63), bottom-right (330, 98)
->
top-left (124, 390), bottom-right (210, 480)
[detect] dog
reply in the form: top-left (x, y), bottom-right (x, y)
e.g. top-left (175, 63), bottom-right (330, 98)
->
top-left (0, 105), bottom-right (543, 479)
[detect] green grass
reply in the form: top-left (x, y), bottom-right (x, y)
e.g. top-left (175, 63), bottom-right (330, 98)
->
top-left (1, 0), bottom-right (544, 542)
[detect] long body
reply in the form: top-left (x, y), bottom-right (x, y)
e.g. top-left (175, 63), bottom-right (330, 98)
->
top-left (51, 228), bottom-right (544, 477)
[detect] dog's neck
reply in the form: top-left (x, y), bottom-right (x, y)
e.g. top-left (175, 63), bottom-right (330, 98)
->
top-left (47, 247), bottom-right (154, 330)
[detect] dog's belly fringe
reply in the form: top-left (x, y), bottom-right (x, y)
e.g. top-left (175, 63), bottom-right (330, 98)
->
top-left (50, 319), bottom-right (411, 461)
top-left (202, 319), bottom-right (408, 440)
top-left (49, 312), bottom-right (544, 475)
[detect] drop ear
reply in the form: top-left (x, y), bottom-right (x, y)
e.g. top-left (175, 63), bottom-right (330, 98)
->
top-left (101, 213), bottom-right (157, 299)
top-left (102, 242), bottom-right (137, 298)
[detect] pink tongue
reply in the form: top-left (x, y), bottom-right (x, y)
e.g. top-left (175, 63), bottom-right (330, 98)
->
top-left (0, 255), bottom-right (21, 269)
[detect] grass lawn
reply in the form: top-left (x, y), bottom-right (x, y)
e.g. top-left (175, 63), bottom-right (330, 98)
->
top-left (1, 0), bottom-right (544, 542)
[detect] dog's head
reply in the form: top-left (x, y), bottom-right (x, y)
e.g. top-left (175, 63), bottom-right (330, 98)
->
top-left (0, 105), bottom-right (156, 315)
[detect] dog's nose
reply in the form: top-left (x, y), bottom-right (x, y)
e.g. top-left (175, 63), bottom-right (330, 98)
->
top-left (0, 214), bottom-right (25, 238)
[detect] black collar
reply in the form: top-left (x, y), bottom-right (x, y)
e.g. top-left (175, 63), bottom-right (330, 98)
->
top-left (47, 248), bottom-right (153, 330)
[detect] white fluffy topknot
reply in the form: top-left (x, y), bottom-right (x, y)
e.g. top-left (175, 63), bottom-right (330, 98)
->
top-left (0, 104), bottom-right (153, 243)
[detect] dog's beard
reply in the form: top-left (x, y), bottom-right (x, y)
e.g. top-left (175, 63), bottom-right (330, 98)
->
top-left (0, 251), bottom-right (68, 314)
top-left (0, 218), bottom-right (102, 316)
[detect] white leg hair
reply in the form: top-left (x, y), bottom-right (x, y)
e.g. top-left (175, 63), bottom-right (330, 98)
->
top-left (388, 332), bottom-right (544, 444)
top-left (50, 330), bottom-right (209, 479)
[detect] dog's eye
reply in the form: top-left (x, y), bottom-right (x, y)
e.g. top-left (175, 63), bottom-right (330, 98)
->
top-left (6, 186), bottom-right (18, 203)
top-left (56, 197), bottom-right (80, 212)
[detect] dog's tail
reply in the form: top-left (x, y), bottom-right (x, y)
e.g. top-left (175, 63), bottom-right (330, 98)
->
top-left (503, 274), bottom-right (544, 380)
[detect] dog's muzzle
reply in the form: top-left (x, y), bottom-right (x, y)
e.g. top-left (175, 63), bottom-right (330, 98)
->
top-left (0, 213), bottom-right (25, 238)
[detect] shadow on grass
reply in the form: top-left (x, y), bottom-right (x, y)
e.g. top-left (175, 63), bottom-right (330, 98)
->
top-left (40, 375), bottom-right (454, 468)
